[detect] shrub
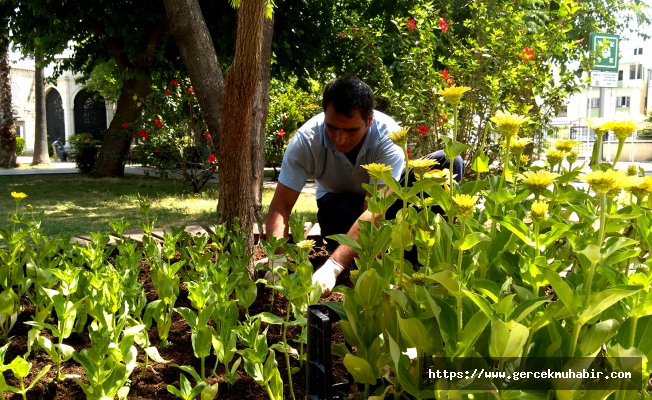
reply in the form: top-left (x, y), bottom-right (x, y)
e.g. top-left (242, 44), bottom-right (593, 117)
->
top-left (69, 133), bottom-right (102, 174)
top-left (127, 75), bottom-right (216, 193)
top-left (15, 137), bottom-right (25, 156)
top-left (264, 78), bottom-right (320, 177)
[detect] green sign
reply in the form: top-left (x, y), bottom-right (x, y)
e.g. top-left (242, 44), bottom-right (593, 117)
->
top-left (590, 33), bottom-right (620, 71)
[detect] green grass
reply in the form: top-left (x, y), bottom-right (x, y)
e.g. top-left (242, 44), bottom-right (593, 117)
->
top-left (1, 174), bottom-right (317, 238)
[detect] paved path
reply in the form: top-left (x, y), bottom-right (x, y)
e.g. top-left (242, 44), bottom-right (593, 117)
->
top-left (1, 156), bottom-right (317, 194)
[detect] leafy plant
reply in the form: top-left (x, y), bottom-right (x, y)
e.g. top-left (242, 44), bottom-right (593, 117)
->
top-left (0, 342), bottom-right (51, 400)
top-left (166, 365), bottom-right (218, 400)
top-left (68, 133), bottom-right (101, 174)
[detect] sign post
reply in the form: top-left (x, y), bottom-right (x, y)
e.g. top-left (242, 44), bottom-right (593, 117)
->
top-left (589, 33), bottom-right (620, 163)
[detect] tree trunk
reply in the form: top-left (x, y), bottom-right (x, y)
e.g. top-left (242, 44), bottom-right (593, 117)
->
top-left (89, 18), bottom-right (167, 177)
top-left (91, 78), bottom-right (152, 177)
top-left (219, 0), bottom-right (267, 277)
top-left (0, 25), bottom-right (17, 168)
top-left (31, 53), bottom-right (49, 165)
top-left (250, 16), bottom-right (274, 229)
top-left (163, 0), bottom-right (225, 153)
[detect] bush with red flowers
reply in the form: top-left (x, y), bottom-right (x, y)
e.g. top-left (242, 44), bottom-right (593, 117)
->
top-left (128, 75), bottom-right (216, 193)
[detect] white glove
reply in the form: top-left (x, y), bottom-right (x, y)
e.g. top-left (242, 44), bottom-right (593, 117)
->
top-left (312, 258), bottom-right (345, 297)
top-left (264, 257), bottom-right (287, 284)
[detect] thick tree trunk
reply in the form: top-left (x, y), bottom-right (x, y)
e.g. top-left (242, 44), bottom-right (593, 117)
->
top-left (91, 78), bottom-right (151, 177)
top-left (0, 30), bottom-right (17, 168)
top-left (31, 54), bottom-right (49, 165)
top-left (219, 0), bottom-right (267, 277)
top-left (163, 0), bottom-right (225, 152)
top-left (250, 16), bottom-right (274, 227)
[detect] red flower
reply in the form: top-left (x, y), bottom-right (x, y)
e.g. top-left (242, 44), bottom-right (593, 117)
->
top-left (155, 119), bottom-right (163, 128)
top-left (208, 154), bottom-right (216, 163)
top-left (520, 47), bottom-right (535, 62)
top-left (164, 88), bottom-right (171, 95)
top-left (439, 18), bottom-right (448, 32)
top-left (282, 114), bottom-right (288, 120)
top-left (406, 19), bottom-right (416, 31)
top-left (353, 28), bottom-right (359, 33)
top-left (446, 77), bottom-right (455, 87)
top-left (122, 122), bottom-right (129, 129)
top-left (86, 138), bottom-right (90, 142)
top-left (206, 133), bottom-right (212, 140)
top-left (170, 79), bottom-right (179, 86)
top-left (188, 87), bottom-right (194, 94)
top-left (440, 69), bottom-right (450, 80)
top-left (139, 129), bottom-right (149, 139)
top-left (416, 125), bottom-right (429, 135)
top-left (407, 149), bottom-right (412, 159)
top-left (337, 32), bottom-right (345, 38)
top-left (278, 129), bottom-right (286, 137)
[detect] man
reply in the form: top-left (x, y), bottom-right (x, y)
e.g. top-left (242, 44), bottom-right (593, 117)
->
top-left (264, 76), bottom-right (463, 295)
top-left (52, 138), bottom-right (68, 161)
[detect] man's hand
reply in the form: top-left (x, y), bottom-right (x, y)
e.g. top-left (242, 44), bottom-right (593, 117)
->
top-left (312, 258), bottom-right (345, 297)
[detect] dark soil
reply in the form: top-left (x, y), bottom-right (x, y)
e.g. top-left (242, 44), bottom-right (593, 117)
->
top-left (1, 245), bottom-right (352, 400)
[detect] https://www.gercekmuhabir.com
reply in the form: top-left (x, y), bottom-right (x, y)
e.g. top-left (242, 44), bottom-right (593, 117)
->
top-left (427, 368), bottom-right (632, 381)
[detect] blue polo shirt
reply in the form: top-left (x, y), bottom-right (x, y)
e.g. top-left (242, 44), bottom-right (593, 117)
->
top-left (278, 110), bottom-right (405, 199)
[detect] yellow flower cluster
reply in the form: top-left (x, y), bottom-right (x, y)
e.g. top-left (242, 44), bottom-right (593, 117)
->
top-left (11, 192), bottom-right (27, 200)
top-left (546, 149), bottom-right (567, 166)
top-left (452, 194), bottom-right (478, 217)
top-left (519, 170), bottom-right (558, 193)
top-left (362, 163), bottom-right (393, 181)
top-left (627, 165), bottom-right (639, 177)
top-left (296, 240), bottom-right (315, 251)
top-left (436, 86), bottom-right (471, 105)
top-left (490, 110), bottom-right (531, 138)
top-left (530, 200), bottom-right (548, 222)
top-left (553, 139), bottom-right (582, 152)
top-left (584, 116), bottom-right (649, 140)
top-left (507, 137), bottom-right (532, 156)
top-left (627, 176), bottom-right (652, 199)
top-left (409, 158), bottom-right (439, 180)
top-left (520, 154), bottom-right (530, 164)
top-left (388, 127), bottom-right (409, 148)
top-left (580, 169), bottom-right (638, 195)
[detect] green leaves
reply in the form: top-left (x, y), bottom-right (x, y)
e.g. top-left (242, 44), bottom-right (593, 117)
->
top-left (343, 354), bottom-right (377, 385)
top-left (489, 320), bottom-right (529, 360)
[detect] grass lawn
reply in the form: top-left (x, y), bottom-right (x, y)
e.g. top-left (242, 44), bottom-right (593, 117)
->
top-left (1, 174), bottom-right (317, 238)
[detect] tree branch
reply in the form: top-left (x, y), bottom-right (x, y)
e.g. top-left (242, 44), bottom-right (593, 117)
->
top-left (86, 18), bottom-right (131, 73)
top-left (135, 17), bottom-right (169, 70)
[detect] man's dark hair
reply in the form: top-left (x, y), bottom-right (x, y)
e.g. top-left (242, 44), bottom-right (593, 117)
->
top-left (322, 76), bottom-right (374, 121)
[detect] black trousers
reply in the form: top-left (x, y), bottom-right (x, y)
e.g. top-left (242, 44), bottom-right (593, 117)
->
top-left (317, 150), bottom-right (464, 254)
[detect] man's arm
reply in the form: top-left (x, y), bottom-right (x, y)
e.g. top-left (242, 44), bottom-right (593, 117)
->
top-left (264, 182), bottom-right (302, 253)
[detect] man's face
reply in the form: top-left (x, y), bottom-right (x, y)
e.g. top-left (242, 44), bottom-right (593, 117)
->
top-left (324, 104), bottom-right (372, 153)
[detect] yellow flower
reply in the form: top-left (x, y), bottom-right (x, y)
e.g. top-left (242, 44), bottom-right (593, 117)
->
top-left (566, 150), bottom-right (579, 164)
top-left (409, 158), bottom-right (439, 180)
top-left (490, 110), bottom-right (531, 138)
top-left (583, 118), bottom-right (612, 135)
top-left (132, 95), bottom-right (138, 101)
top-left (530, 200), bottom-right (548, 222)
top-left (411, 272), bottom-right (427, 285)
top-left (627, 176), bottom-right (652, 198)
top-left (627, 165), bottom-right (639, 177)
top-left (546, 149), bottom-right (567, 166)
top-left (11, 192), bottom-right (27, 201)
top-left (609, 116), bottom-right (649, 141)
top-left (296, 240), bottom-right (315, 251)
top-left (423, 168), bottom-right (453, 192)
top-left (580, 169), bottom-right (637, 195)
top-left (350, 270), bottom-right (359, 281)
top-left (519, 170), bottom-right (558, 193)
top-left (520, 154), bottom-right (530, 164)
top-left (452, 194), bottom-right (478, 217)
top-left (136, 101), bottom-right (142, 107)
top-left (388, 127), bottom-right (409, 148)
top-left (436, 86), bottom-right (471, 105)
top-left (362, 163), bottom-right (393, 181)
top-left (509, 137), bottom-right (532, 156)
top-left (554, 139), bottom-right (583, 152)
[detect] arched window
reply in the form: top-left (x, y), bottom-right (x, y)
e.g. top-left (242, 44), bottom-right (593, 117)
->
top-left (46, 89), bottom-right (65, 145)
top-left (74, 89), bottom-right (107, 140)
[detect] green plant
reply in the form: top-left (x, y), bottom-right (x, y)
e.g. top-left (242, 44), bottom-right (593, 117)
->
top-left (166, 365), bottom-right (218, 400)
top-left (0, 342), bottom-right (51, 400)
top-left (14, 137), bottom-right (25, 156)
top-left (68, 133), bottom-right (101, 174)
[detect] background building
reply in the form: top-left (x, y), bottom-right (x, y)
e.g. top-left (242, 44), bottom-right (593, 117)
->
top-left (8, 53), bottom-right (115, 155)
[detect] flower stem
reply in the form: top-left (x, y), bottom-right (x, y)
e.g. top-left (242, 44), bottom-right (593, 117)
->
top-left (283, 306), bottom-right (296, 400)
top-left (628, 315), bottom-right (639, 349)
top-left (589, 130), bottom-right (604, 168)
top-left (456, 217), bottom-right (467, 334)
top-left (568, 321), bottom-right (582, 357)
top-left (534, 221), bottom-right (540, 259)
top-left (613, 138), bottom-right (625, 168)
